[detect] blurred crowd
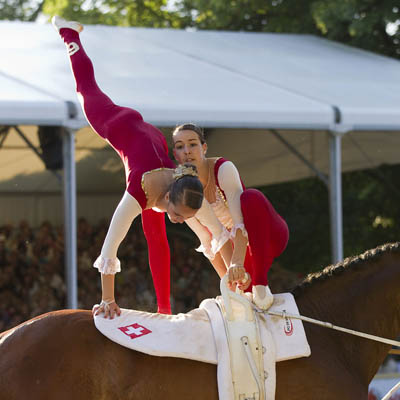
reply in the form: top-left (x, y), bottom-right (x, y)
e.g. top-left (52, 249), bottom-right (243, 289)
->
top-left (0, 218), bottom-right (300, 333)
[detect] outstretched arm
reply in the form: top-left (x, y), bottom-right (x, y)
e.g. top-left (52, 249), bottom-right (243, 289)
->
top-left (93, 191), bottom-right (142, 318)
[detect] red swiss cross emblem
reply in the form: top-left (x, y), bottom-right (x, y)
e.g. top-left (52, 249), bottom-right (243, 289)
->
top-left (118, 323), bottom-right (152, 339)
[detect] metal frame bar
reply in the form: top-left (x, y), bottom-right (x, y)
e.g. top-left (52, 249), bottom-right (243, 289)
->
top-left (63, 128), bottom-right (78, 308)
top-left (13, 125), bottom-right (62, 183)
top-left (0, 126), bottom-right (10, 148)
top-left (63, 127), bottom-right (78, 309)
top-left (329, 132), bottom-right (344, 263)
top-left (270, 129), bottom-right (329, 186)
top-left (270, 128), bottom-right (344, 263)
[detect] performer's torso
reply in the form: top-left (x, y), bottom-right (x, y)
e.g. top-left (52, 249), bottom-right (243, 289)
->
top-left (106, 112), bottom-right (175, 209)
top-left (204, 157), bottom-right (234, 230)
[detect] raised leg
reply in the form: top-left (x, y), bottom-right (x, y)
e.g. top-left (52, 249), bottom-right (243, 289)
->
top-left (53, 17), bottom-right (142, 148)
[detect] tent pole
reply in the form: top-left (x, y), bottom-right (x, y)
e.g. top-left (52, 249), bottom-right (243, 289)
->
top-left (329, 131), bottom-right (344, 263)
top-left (62, 127), bottom-right (78, 309)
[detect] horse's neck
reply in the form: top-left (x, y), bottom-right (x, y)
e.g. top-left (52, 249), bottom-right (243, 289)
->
top-left (299, 253), bottom-right (400, 384)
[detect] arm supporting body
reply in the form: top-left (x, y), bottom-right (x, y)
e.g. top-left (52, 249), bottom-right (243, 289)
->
top-left (94, 191), bottom-right (142, 300)
top-left (218, 161), bottom-right (248, 267)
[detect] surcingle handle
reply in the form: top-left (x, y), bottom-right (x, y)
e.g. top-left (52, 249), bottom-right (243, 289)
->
top-left (220, 275), bottom-right (254, 322)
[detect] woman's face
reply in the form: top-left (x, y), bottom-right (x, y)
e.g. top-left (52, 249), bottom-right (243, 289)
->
top-left (166, 200), bottom-right (197, 224)
top-left (173, 129), bottom-right (207, 168)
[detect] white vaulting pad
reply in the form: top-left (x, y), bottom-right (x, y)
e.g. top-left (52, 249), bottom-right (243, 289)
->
top-left (94, 293), bottom-right (310, 366)
top-left (264, 293), bottom-right (311, 361)
top-left (94, 308), bottom-right (218, 364)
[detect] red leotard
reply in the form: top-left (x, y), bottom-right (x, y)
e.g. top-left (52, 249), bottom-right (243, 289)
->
top-left (59, 28), bottom-right (174, 313)
top-left (214, 158), bottom-right (289, 286)
top-left (60, 28), bottom-right (175, 209)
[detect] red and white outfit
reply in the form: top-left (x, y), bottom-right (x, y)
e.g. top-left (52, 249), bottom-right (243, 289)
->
top-left (187, 158), bottom-right (289, 288)
top-left (57, 25), bottom-right (176, 313)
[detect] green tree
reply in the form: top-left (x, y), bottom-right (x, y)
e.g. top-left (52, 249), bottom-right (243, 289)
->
top-left (312, 0), bottom-right (400, 58)
top-left (177, 0), bottom-right (400, 58)
top-left (42, 0), bottom-right (184, 28)
top-left (0, 0), bottom-right (44, 20)
top-left (176, 0), bottom-right (319, 33)
top-left (5, 0), bottom-right (399, 58)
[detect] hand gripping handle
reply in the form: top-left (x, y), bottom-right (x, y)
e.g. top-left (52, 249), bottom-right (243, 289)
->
top-left (220, 274), bottom-right (254, 322)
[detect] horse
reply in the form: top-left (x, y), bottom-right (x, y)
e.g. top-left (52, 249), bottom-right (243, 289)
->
top-left (1, 242), bottom-right (400, 400)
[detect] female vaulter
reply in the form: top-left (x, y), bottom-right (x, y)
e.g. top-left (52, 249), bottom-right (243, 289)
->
top-left (173, 124), bottom-right (289, 309)
top-left (52, 17), bottom-right (208, 318)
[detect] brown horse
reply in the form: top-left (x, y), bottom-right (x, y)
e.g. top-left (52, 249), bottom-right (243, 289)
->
top-left (1, 242), bottom-right (400, 400)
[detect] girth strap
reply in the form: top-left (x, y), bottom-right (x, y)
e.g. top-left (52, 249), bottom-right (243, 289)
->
top-left (219, 276), bottom-right (271, 400)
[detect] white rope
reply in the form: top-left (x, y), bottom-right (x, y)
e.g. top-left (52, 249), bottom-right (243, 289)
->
top-left (265, 309), bottom-right (400, 400)
top-left (382, 382), bottom-right (400, 400)
top-left (266, 310), bottom-right (400, 348)
top-left (382, 381), bottom-right (400, 400)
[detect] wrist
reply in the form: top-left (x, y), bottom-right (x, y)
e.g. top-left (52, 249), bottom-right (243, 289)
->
top-left (240, 272), bottom-right (250, 284)
top-left (101, 298), bottom-right (115, 306)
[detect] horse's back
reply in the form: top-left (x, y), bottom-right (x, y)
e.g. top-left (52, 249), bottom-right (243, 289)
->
top-left (0, 309), bottom-right (219, 400)
top-left (0, 305), bottom-right (369, 400)
top-left (0, 310), bottom-right (108, 399)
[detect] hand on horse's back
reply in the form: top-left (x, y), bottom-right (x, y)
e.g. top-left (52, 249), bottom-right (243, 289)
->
top-left (93, 300), bottom-right (121, 319)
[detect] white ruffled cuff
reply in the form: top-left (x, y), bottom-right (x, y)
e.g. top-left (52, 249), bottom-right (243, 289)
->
top-left (230, 223), bottom-right (248, 239)
top-left (196, 243), bottom-right (215, 260)
top-left (93, 256), bottom-right (121, 275)
top-left (195, 227), bottom-right (230, 261)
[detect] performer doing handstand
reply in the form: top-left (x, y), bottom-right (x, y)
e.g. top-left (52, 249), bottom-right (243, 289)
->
top-left (52, 16), bottom-right (205, 317)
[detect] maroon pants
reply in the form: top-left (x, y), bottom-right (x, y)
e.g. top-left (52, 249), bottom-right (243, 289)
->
top-left (241, 189), bottom-right (289, 286)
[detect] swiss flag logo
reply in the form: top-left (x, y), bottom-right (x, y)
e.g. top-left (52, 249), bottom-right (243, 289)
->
top-left (118, 323), bottom-right (152, 339)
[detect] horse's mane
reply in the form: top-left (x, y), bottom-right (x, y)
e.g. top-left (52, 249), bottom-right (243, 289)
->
top-left (292, 242), bottom-right (400, 297)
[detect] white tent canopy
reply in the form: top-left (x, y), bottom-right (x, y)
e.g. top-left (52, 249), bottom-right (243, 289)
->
top-left (0, 72), bottom-right (68, 126)
top-left (3, 23), bottom-right (400, 130)
top-left (1, 21), bottom-right (400, 307)
top-left (131, 28), bottom-right (400, 130)
top-left (0, 22), bottom-right (337, 129)
top-left (1, 22), bottom-right (399, 129)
